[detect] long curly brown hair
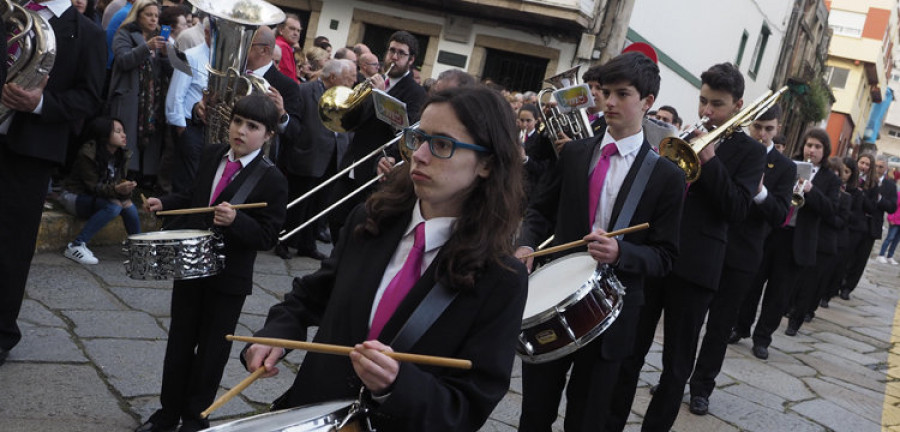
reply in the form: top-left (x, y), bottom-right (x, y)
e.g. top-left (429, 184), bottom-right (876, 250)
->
top-left (355, 86), bottom-right (525, 290)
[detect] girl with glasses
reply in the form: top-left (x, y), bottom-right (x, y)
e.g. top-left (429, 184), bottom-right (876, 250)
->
top-left (242, 86), bottom-right (528, 431)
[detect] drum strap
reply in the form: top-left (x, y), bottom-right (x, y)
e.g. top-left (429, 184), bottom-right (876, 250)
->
top-left (229, 156), bottom-right (275, 205)
top-left (610, 148), bottom-right (659, 235)
top-left (389, 282), bottom-right (457, 353)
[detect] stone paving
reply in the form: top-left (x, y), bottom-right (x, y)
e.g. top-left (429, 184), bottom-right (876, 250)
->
top-left (0, 243), bottom-right (898, 431)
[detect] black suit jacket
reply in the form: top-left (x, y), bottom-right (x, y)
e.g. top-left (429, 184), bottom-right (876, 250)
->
top-left (723, 147), bottom-right (795, 272)
top-left (160, 145), bottom-right (287, 295)
top-left (6, 7), bottom-right (106, 164)
top-left (263, 66), bottom-right (301, 162)
top-left (672, 131), bottom-right (765, 290)
top-left (252, 205), bottom-right (528, 431)
top-left (789, 164), bottom-right (840, 266)
top-left (518, 133), bottom-right (685, 357)
top-left (342, 73), bottom-right (426, 178)
top-left (279, 80), bottom-right (350, 178)
top-left (867, 178), bottom-right (899, 239)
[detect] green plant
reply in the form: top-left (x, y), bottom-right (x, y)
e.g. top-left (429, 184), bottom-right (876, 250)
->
top-left (798, 78), bottom-right (830, 123)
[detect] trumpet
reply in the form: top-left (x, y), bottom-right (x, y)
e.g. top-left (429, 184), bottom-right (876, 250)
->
top-left (319, 63), bottom-right (394, 133)
top-left (791, 158), bottom-right (813, 208)
top-left (659, 86), bottom-right (788, 182)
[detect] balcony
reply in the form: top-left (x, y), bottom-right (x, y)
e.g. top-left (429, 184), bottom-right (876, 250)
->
top-left (390, 0), bottom-right (600, 34)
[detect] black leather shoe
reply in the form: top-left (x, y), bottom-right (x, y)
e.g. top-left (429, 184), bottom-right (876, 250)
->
top-left (274, 242), bottom-right (293, 260)
top-left (727, 329), bottom-right (746, 344)
top-left (134, 420), bottom-right (177, 432)
top-left (819, 298), bottom-right (830, 308)
top-left (649, 383), bottom-right (659, 395)
top-left (785, 320), bottom-right (800, 336)
top-left (177, 418), bottom-right (209, 432)
top-left (803, 312), bottom-right (814, 323)
top-left (0, 347), bottom-right (8, 366)
top-left (752, 344), bottom-right (769, 360)
top-left (839, 289), bottom-right (851, 300)
top-left (296, 248), bottom-right (327, 260)
top-left (689, 395), bottom-right (709, 415)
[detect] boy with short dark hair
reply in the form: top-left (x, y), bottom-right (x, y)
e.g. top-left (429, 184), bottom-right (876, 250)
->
top-left (607, 62), bottom-right (766, 432)
top-left (516, 51), bottom-right (685, 431)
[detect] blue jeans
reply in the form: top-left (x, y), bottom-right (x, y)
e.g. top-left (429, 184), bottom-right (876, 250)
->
top-left (880, 224), bottom-right (900, 258)
top-left (74, 195), bottom-right (141, 244)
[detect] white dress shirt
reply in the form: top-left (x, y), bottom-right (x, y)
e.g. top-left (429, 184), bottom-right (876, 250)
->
top-left (165, 42), bottom-right (210, 127)
top-left (368, 200), bottom-right (455, 326)
top-left (590, 129), bottom-right (643, 231)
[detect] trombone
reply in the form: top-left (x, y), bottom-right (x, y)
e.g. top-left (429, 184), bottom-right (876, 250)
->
top-left (278, 124), bottom-right (416, 242)
top-left (659, 86), bottom-right (789, 183)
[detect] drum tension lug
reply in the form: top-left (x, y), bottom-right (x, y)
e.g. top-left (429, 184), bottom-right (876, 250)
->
top-left (555, 309), bottom-right (578, 343)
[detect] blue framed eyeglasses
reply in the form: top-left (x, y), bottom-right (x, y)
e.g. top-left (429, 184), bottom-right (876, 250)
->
top-left (402, 128), bottom-right (492, 159)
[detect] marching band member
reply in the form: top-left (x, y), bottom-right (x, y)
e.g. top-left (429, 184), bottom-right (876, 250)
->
top-left (608, 63), bottom-right (766, 432)
top-left (139, 95), bottom-right (288, 432)
top-left (732, 128), bottom-right (839, 358)
top-left (242, 87), bottom-right (528, 431)
top-left (516, 51), bottom-right (685, 432)
top-left (688, 104), bottom-right (794, 416)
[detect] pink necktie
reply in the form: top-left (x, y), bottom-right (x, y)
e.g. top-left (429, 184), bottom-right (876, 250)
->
top-left (25, 2), bottom-right (46, 11)
top-left (588, 143), bottom-right (618, 228)
top-left (384, 78), bottom-right (390, 88)
top-left (369, 222), bottom-right (425, 340)
top-left (210, 159), bottom-right (241, 204)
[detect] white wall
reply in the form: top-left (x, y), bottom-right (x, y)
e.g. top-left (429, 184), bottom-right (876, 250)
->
top-left (629, 0), bottom-right (792, 125)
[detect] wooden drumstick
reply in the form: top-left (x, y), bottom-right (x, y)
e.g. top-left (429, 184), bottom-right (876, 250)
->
top-left (156, 202), bottom-right (268, 216)
top-left (227, 335), bottom-right (473, 370)
top-left (523, 223), bottom-right (650, 259)
top-left (200, 366), bottom-right (267, 419)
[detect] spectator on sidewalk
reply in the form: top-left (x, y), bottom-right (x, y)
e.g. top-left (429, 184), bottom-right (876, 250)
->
top-left (58, 117), bottom-right (140, 265)
top-left (876, 183), bottom-right (900, 265)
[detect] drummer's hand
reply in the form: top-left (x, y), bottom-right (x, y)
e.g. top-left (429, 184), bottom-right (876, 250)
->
top-left (213, 201), bottom-right (237, 226)
top-left (514, 246), bottom-right (535, 273)
top-left (350, 340), bottom-right (399, 395)
top-left (144, 197), bottom-right (163, 213)
top-left (584, 229), bottom-right (620, 265)
top-left (244, 343), bottom-right (283, 378)
top-left (376, 156), bottom-right (396, 181)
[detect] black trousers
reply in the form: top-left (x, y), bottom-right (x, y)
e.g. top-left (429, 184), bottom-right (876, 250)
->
top-left (816, 249), bottom-right (847, 303)
top-left (518, 305), bottom-right (639, 432)
top-left (0, 144), bottom-right (54, 350)
top-left (606, 275), bottom-right (714, 432)
top-left (789, 251), bottom-right (834, 331)
top-left (736, 229), bottom-right (804, 348)
top-left (689, 266), bottom-right (755, 399)
top-left (170, 123), bottom-right (205, 194)
top-left (150, 277), bottom-right (246, 425)
top-left (841, 230), bottom-right (875, 294)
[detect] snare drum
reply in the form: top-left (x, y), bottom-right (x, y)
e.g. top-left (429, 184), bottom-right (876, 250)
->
top-left (203, 400), bottom-right (364, 432)
top-left (517, 253), bottom-right (624, 363)
top-left (124, 229), bottom-right (223, 280)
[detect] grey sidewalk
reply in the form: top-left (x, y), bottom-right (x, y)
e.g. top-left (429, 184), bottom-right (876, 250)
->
top-left (1, 244), bottom-right (898, 431)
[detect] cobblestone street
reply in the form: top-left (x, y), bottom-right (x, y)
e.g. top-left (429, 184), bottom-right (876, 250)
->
top-left (1, 245), bottom-right (898, 431)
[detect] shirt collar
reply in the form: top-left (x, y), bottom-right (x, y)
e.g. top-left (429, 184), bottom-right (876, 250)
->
top-left (763, 141), bottom-right (773, 154)
top-left (407, 200), bottom-right (455, 254)
top-left (250, 61), bottom-right (274, 77)
top-left (37, 0), bottom-right (70, 17)
top-left (601, 128), bottom-right (643, 157)
top-left (225, 148), bottom-right (261, 167)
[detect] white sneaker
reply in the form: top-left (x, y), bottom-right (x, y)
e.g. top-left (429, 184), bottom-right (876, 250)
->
top-left (890, 257), bottom-right (899, 266)
top-left (64, 242), bottom-right (99, 265)
top-left (877, 256), bottom-right (888, 264)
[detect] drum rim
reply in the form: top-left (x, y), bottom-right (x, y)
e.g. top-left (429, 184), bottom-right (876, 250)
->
top-left (126, 229), bottom-right (214, 241)
top-left (202, 399), bottom-right (356, 431)
top-left (519, 298), bottom-right (623, 363)
top-left (522, 253), bottom-right (601, 326)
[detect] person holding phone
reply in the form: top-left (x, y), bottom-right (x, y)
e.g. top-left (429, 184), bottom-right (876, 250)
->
top-left (108, 0), bottom-right (172, 190)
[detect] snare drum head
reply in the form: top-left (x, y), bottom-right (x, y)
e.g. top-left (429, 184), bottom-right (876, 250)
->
top-left (524, 253), bottom-right (597, 318)
top-left (204, 400), bottom-right (355, 432)
top-left (128, 229), bottom-right (213, 241)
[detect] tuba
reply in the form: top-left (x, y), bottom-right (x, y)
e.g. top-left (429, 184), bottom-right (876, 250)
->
top-left (0, 0), bottom-right (56, 124)
top-left (187, 0), bottom-right (285, 145)
top-left (536, 65), bottom-right (594, 146)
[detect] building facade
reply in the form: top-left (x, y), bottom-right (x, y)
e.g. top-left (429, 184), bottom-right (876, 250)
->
top-left (824, 0), bottom-right (898, 157)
